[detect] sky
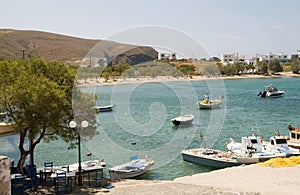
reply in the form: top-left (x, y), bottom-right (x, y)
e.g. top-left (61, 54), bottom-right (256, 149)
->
top-left (1, 0), bottom-right (300, 59)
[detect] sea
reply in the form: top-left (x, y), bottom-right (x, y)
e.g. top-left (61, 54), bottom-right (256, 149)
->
top-left (1, 77), bottom-right (300, 180)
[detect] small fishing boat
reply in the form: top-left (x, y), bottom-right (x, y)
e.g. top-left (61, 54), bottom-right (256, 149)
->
top-left (181, 148), bottom-right (259, 168)
top-left (257, 84), bottom-right (285, 98)
top-left (171, 114), bottom-right (194, 126)
top-left (262, 133), bottom-right (300, 157)
top-left (286, 125), bottom-right (300, 149)
top-left (198, 95), bottom-right (222, 109)
top-left (92, 104), bottom-right (115, 113)
top-left (109, 156), bottom-right (155, 180)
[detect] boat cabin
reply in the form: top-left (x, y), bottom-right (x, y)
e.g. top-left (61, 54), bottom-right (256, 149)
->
top-left (241, 136), bottom-right (263, 153)
top-left (269, 136), bottom-right (289, 149)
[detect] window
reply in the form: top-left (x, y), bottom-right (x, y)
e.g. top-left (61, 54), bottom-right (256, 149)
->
top-left (275, 139), bottom-right (287, 144)
top-left (250, 139), bottom-right (258, 144)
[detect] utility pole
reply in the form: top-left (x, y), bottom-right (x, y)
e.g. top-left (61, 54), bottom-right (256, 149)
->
top-left (20, 49), bottom-right (26, 60)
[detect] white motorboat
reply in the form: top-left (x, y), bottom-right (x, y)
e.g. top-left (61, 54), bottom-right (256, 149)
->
top-left (171, 114), bottom-right (194, 126)
top-left (227, 132), bottom-right (288, 160)
top-left (92, 104), bottom-right (115, 113)
top-left (198, 95), bottom-right (222, 109)
top-left (181, 148), bottom-right (259, 168)
top-left (109, 156), bottom-right (155, 180)
top-left (262, 134), bottom-right (300, 157)
top-left (286, 125), bottom-right (300, 149)
top-left (257, 84), bottom-right (285, 98)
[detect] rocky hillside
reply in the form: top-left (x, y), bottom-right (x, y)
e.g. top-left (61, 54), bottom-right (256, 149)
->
top-left (0, 29), bottom-right (158, 65)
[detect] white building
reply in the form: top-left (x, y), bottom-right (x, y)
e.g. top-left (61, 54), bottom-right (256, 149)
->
top-left (221, 53), bottom-right (245, 65)
top-left (158, 52), bottom-right (176, 60)
top-left (258, 52), bottom-right (288, 63)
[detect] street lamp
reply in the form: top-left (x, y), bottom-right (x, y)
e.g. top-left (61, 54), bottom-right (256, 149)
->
top-left (69, 120), bottom-right (88, 186)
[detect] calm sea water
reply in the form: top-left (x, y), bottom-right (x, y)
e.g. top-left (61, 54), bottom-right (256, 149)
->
top-left (1, 77), bottom-right (300, 180)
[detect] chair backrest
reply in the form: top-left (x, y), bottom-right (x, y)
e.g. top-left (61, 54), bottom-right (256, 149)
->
top-left (27, 164), bottom-right (37, 177)
top-left (44, 162), bottom-right (53, 171)
top-left (14, 174), bottom-right (25, 185)
top-left (56, 171), bottom-right (67, 182)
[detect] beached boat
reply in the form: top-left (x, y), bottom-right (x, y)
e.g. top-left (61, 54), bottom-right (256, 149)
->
top-left (181, 148), bottom-right (259, 168)
top-left (257, 84), bottom-right (285, 98)
top-left (171, 114), bottom-right (194, 126)
top-left (227, 133), bottom-right (288, 160)
top-left (109, 156), bottom-right (155, 180)
top-left (198, 95), bottom-right (222, 109)
top-left (262, 134), bottom-right (300, 157)
top-left (92, 104), bottom-right (115, 113)
top-left (0, 122), bottom-right (14, 132)
top-left (286, 125), bottom-right (300, 149)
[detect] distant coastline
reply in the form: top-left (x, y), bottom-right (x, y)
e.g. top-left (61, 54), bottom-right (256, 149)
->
top-left (76, 71), bottom-right (300, 87)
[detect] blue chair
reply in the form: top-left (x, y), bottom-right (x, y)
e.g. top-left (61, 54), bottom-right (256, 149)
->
top-left (55, 171), bottom-right (68, 194)
top-left (25, 164), bottom-right (37, 191)
top-left (43, 162), bottom-right (53, 185)
top-left (12, 174), bottom-right (25, 195)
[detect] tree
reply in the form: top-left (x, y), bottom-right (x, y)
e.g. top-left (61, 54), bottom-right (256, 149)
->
top-left (0, 57), bottom-right (80, 173)
top-left (291, 60), bottom-right (300, 74)
top-left (257, 61), bottom-right (268, 74)
top-left (268, 60), bottom-right (283, 74)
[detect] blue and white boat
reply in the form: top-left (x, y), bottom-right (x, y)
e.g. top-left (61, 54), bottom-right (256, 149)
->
top-left (92, 104), bottom-right (115, 113)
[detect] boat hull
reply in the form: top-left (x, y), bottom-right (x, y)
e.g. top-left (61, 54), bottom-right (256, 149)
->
top-left (171, 114), bottom-right (194, 126)
top-left (181, 149), bottom-right (258, 168)
top-left (109, 159), bottom-right (155, 180)
top-left (198, 100), bottom-right (222, 109)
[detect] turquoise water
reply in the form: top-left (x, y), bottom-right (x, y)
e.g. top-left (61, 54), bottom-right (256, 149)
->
top-left (1, 77), bottom-right (300, 180)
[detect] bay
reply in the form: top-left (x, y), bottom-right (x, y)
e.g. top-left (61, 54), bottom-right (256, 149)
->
top-left (1, 77), bottom-right (300, 180)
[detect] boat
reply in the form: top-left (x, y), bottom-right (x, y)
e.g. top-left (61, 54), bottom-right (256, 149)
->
top-left (286, 125), bottom-right (300, 149)
top-left (262, 133), bottom-right (300, 157)
top-left (198, 95), bottom-right (222, 109)
top-left (171, 114), bottom-right (194, 126)
top-left (257, 84), bottom-right (285, 98)
top-left (0, 122), bottom-right (14, 132)
top-left (227, 132), bottom-right (289, 160)
top-left (182, 148), bottom-right (259, 168)
top-left (109, 156), bottom-right (155, 180)
top-left (92, 104), bottom-right (115, 113)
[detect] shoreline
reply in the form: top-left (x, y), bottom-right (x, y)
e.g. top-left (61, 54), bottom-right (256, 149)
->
top-left (100, 164), bottom-right (300, 195)
top-left (77, 72), bottom-right (300, 87)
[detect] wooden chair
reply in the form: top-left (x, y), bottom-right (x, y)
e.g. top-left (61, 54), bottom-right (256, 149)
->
top-left (25, 164), bottom-right (37, 191)
top-left (55, 171), bottom-right (68, 194)
top-left (43, 162), bottom-right (54, 185)
top-left (12, 174), bottom-right (25, 195)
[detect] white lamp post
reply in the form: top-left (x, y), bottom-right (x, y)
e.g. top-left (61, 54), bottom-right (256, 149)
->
top-left (69, 120), bottom-right (88, 186)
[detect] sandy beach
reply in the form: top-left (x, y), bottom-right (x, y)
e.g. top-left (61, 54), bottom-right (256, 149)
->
top-left (77, 72), bottom-right (300, 87)
top-left (89, 164), bottom-right (299, 195)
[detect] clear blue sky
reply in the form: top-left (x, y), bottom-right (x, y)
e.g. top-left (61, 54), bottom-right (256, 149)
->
top-left (2, 0), bottom-right (300, 59)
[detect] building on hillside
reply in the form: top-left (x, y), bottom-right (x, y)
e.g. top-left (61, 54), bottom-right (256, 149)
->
top-left (258, 52), bottom-right (288, 63)
top-left (158, 52), bottom-right (177, 60)
top-left (291, 50), bottom-right (300, 60)
top-left (221, 53), bottom-right (245, 65)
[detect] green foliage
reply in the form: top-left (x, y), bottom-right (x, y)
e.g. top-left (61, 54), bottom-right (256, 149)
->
top-left (290, 60), bottom-right (300, 74)
top-left (257, 61), bottom-right (268, 74)
top-left (268, 60), bottom-right (283, 73)
top-left (0, 57), bottom-right (79, 172)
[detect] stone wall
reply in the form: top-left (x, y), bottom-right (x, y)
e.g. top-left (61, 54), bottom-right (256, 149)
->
top-left (0, 156), bottom-right (11, 195)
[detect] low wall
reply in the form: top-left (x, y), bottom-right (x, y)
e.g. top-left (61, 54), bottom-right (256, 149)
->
top-left (0, 156), bottom-right (11, 195)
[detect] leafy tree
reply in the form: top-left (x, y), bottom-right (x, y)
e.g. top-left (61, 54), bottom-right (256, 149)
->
top-left (0, 57), bottom-right (88, 173)
top-left (257, 61), bottom-right (268, 74)
top-left (291, 60), bottom-right (300, 74)
top-left (268, 60), bottom-right (283, 73)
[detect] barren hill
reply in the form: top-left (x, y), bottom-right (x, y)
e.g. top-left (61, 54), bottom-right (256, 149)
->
top-left (0, 29), bottom-right (158, 65)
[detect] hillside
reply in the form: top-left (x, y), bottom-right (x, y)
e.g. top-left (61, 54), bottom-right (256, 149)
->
top-left (0, 29), bottom-right (158, 65)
